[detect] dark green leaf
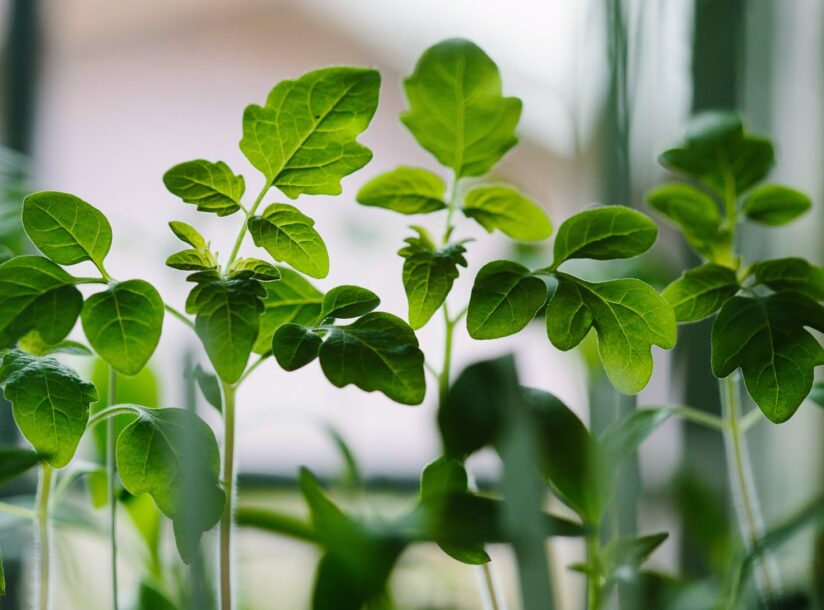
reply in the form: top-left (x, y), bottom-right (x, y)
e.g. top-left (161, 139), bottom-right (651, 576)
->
top-left (742, 184), bottom-right (811, 226)
top-left (356, 166), bottom-right (446, 214)
top-left (462, 185), bottom-right (552, 241)
top-left (272, 324), bottom-right (322, 371)
top-left (117, 407), bottom-right (226, 564)
top-left (599, 408), bottom-right (673, 465)
top-left (186, 279), bottom-right (266, 383)
top-left (163, 160), bottom-right (244, 217)
top-left (319, 285), bottom-right (380, 320)
top-left (0, 350), bottom-right (97, 468)
top-left (546, 277), bottom-right (677, 394)
top-left (751, 257), bottom-right (824, 301)
top-left (240, 67), bottom-right (380, 197)
top-left (254, 267), bottom-right (323, 354)
top-left (226, 258), bottom-right (280, 281)
top-left (466, 260), bottom-right (546, 339)
top-left (319, 313), bottom-right (425, 405)
top-left (248, 203), bottom-right (329, 278)
top-left (0, 255), bottom-right (82, 346)
top-left (712, 293), bottom-right (824, 423)
top-left (398, 228), bottom-right (467, 329)
top-left (663, 264), bottom-right (740, 322)
top-left (603, 532), bottom-right (669, 576)
top-left (81, 280), bottom-right (164, 376)
top-left (401, 39), bottom-right (521, 177)
top-left (420, 456), bottom-right (469, 503)
top-left (552, 207), bottom-right (658, 267)
top-left (0, 446), bottom-right (44, 484)
top-left (168, 220), bottom-right (207, 249)
top-left (191, 364), bottom-right (221, 412)
top-left (165, 249), bottom-right (216, 272)
top-left (22, 191), bottom-right (112, 267)
top-left (135, 581), bottom-right (178, 610)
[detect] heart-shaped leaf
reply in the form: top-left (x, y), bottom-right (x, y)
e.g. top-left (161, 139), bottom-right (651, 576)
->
top-left (240, 67), bottom-right (380, 197)
top-left (356, 166), bottom-right (446, 214)
top-left (402, 39), bottom-right (521, 177)
top-left (248, 203), bottom-right (329, 278)
top-left (467, 260), bottom-right (546, 339)
top-left (0, 350), bottom-right (97, 468)
top-left (0, 256), bottom-right (82, 347)
top-left (462, 186), bottom-right (552, 241)
top-left (81, 280), bottom-right (164, 376)
top-left (663, 264), bottom-right (739, 322)
top-left (272, 323), bottom-right (323, 371)
top-left (712, 293), bottom-right (824, 423)
top-left (751, 258), bottom-right (824, 301)
top-left (319, 285), bottom-right (380, 320)
top-left (163, 160), bottom-right (245, 217)
top-left (742, 184), bottom-right (811, 226)
top-left (254, 267), bottom-right (324, 353)
top-left (22, 191), bottom-right (112, 268)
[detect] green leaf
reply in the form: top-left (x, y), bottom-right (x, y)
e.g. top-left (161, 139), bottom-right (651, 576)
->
top-left (546, 277), bottom-right (677, 394)
top-left (0, 256), bottom-right (82, 346)
top-left (226, 258), bottom-right (280, 281)
top-left (401, 38), bottom-right (521, 177)
top-left (356, 166), bottom-right (446, 214)
top-left (599, 408), bottom-right (673, 465)
top-left (466, 260), bottom-right (546, 339)
top-left (117, 407), bottom-right (226, 564)
top-left (658, 111), bottom-right (774, 195)
top-left (742, 184), bottom-right (811, 226)
top-left (663, 264), bottom-right (740, 322)
top-left (254, 267), bottom-right (323, 354)
top-left (135, 581), bottom-right (179, 610)
top-left (272, 324), bottom-right (322, 371)
top-left (168, 220), bottom-right (207, 249)
top-left (552, 207), bottom-right (658, 267)
top-left (462, 186), bottom-right (552, 241)
top-left (809, 382), bottom-right (824, 408)
top-left (165, 249), bottom-right (216, 272)
top-left (190, 364), bottom-right (221, 412)
top-left (602, 533), bottom-right (668, 576)
top-left (751, 257), bottom-right (824, 301)
top-left (240, 67), bottom-right (380, 197)
top-left (319, 313), bottom-right (425, 405)
top-left (0, 350), bottom-right (97, 468)
top-left (18, 331), bottom-right (92, 357)
top-left (81, 280), bottom-right (164, 376)
top-left (646, 183), bottom-right (731, 263)
top-left (22, 191), bottom-right (112, 267)
top-left (186, 279), bottom-right (266, 383)
top-left (712, 293), bottom-right (824, 423)
top-left (163, 160), bottom-right (244, 217)
top-left (399, 232), bottom-right (467, 330)
top-left (248, 203), bottom-right (329, 278)
top-left (420, 456), bottom-right (469, 503)
top-left (0, 446), bottom-right (44, 484)
top-left (319, 285), bottom-right (380, 320)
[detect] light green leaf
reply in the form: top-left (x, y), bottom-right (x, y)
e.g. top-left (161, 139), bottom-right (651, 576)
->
top-left (599, 408), bottom-right (673, 465)
top-left (248, 203), bottom-right (329, 278)
top-left (399, 230), bottom-right (467, 329)
top-left (163, 160), bottom-right (244, 217)
top-left (0, 446), bottom-right (44, 484)
top-left (168, 221), bottom-right (207, 249)
top-left (402, 38), bottom-right (521, 177)
top-left (742, 184), bottom-right (811, 226)
top-left (712, 293), bottom-right (824, 423)
top-left (254, 267), bottom-right (323, 353)
top-left (240, 67), bottom-right (380, 197)
top-left (751, 257), bottom-right (824, 301)
top-left (663, 264), bottom-right (739, 322)
top-left (272, 324), bottom-right (322, 371)
top-left (0, 350), bottom-right (97, 468)
top-left (81, 280), bottom-right (164, 376)
top-left (165, 249), bottom-right (216, 272)
top-left (356, 166), bottom-right (446, 214)
top-left (22, 191), bottom-right (112, 267)
top-left (552, 207), bottom-right (658, 268)
top-left (186, 279), bottom-right (266, 383)
top-left (546, 277), bottom-right (677, 394)
top-left (18, 331), bottom-right (92, 357)
top-left (227, 258), bottom-right (281, 281)
top-left (462, 186), bottom-right (551, 241)
top-left (646, 183), bottom-right (731, 263)
top-left (0, 255), bottom-right (82, 347)
top-left (116, 407), bottom-right (226, 564)
top-left (467, 260), bottom-right (546, 339)
top-left (319, 313), bottom-right (425, 405)
top-left (320, 285), bottom-right (380, 320)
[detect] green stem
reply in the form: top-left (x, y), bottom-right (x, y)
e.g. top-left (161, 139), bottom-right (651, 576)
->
top-left (87, 405), bottom-right (140, 429)
top-left (669, 405), bottom-right (727, 431)
top-left (74, 277), bottom-right (110, 285)
top-left (586, 534), bottom-right (601, 610)
top-left (0, 501), bottom-right (35, 519)
top-left (438, 305), bottom-right (455, 408)
top-left (164, 303), bottom-right (195, 330)
top-left (480, 563), bottom-right (502, 610)
top-left (237, 353), bottom-right (270, 385)
top-left (720, 374), bottom-right (778, 602)
top-left (220, 381), bottom-right (237, 610)
top-left (35, 463), bottom-right (53, 610)
top-left (107, 367), bottom-right (120, 610)
top-left (226, 185), bottom-right (270, 268)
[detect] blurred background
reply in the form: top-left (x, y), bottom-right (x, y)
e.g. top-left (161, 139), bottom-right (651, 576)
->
top-left (0, 1), bottom-right (822, 608)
